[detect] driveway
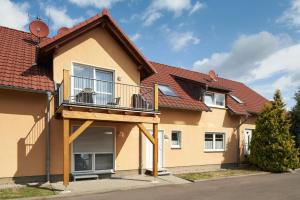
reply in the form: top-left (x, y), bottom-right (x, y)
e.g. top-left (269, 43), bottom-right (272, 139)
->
top-left (57, 170), bottom-right (300, 200)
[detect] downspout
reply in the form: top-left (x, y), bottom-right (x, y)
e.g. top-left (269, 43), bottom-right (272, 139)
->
top-left (45, 91), bottom-right (53, 182)
top-left (236, 114), bottom-right (249, 167)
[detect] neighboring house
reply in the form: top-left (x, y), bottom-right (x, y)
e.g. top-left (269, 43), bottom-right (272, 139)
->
top-left (0, 10), bottom-right (268, 186)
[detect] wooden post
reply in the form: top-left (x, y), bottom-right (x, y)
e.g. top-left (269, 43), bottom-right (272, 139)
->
top-left (152, 123), bottom-right (158, 177)
top-left (63, 70), bottom-right (70, 102)
top-left (63, 119), bottom-right (70, 187)
top-left (154, 84), bottom-right (159, 111)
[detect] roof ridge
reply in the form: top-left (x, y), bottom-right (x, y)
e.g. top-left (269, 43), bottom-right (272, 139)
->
top-left (0, 25), bottom-right (32, 35)
top-left (149, 60), bottom-right (244, 85)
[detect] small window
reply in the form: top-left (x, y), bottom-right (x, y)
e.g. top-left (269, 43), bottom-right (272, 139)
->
top-left (171, 131), bottom-right (181, 149)
top-left (204, 133), bottom-right (225, 151)
top-left (204, 92), bottom-right (225, 107)
top-left (158, 85), bottom-right (177, 97)
top-left (230, 95), bottom-right (243, 104)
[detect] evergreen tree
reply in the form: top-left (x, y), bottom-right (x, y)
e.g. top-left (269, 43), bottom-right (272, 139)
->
top-left (249, 90), bottom-right (299, 172)
top-left (291, 89), bottom-right (300, 147)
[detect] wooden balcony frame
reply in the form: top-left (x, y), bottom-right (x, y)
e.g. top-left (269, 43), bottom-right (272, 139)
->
top-left (60, 69), bottom-right (160, 187)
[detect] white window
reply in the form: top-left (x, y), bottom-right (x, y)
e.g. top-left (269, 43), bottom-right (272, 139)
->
top-left (204, 92), bottom-right (225, 107)
top-left (158, 84), bottom-right (177, 97)
top-left (72, 63), bottom-right (114, 105)
top-left (171, 131), bottom-right (181, 149)
top-left (204, 133), bottom-right (225, 151)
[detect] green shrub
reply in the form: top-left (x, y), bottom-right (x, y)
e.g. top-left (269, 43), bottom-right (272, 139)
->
top-left (249, 90), bottom-right (299, 172)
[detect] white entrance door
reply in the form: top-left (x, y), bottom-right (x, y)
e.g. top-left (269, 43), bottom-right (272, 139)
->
top-left (244, 129), bottom-right (253, 155)
top-left (146, 130), bottom-right (164, 170)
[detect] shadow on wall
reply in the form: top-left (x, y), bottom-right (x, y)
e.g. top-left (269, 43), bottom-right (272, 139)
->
top-left (14, 116), bottom-right (47, 183)
top-left (115, 123), bottom-right (134, 157)
top-left (221, 132), bottom-right (237, 167)
top-left (160, 108), bottom-right (202, 126)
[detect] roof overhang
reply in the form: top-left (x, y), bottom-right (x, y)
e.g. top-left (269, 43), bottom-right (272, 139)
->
top-left (38, 10), bottom-right (156, 76)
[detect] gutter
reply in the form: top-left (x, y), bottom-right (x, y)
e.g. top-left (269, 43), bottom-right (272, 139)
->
top-left (45, 91), bottom-right (53, 183)
top-left (0, 84), bottom-right (52, 94)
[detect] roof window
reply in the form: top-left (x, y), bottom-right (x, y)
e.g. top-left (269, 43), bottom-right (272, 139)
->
top-left (158, 84), bottom-right (177, 97)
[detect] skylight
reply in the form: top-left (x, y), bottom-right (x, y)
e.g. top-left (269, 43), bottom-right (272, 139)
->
top-left (158, 84), bottom-right (177, 97)
top-left (230, 95), bottom-right (243, 104)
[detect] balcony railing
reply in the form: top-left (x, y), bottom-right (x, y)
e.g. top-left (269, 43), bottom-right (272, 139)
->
top-left (57, 70), bottom-right (158, 112)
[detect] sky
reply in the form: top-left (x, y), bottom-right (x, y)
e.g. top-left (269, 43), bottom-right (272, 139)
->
top-left (1, 0), bottom-right (300, 109)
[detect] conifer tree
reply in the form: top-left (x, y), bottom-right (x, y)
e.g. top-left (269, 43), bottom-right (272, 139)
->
top-left (291, 89), bottom-right (300, 147)
top-left (249, 90), bottom-right (299, 172)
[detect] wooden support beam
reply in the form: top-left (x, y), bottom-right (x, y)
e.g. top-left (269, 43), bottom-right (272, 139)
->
top-left (63, 119), bottom-right (70, 187)
top-left (137, 123), bottom-right (154, 144)
top-left (62, 110), bottom-right (160, 124)
top-left (152, 123), bottom-right (158, 177)
top-left (69, 120), bottom-right (94, 144)
top-left (63, 70), bottom-right (70, 102)
top-left (154, 84), bottom-right (159, 111)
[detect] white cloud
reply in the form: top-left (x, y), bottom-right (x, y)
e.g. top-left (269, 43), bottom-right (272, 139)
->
top-left (0, 0), bottom-right (29, 31)
top-left (278, 0), bottom-right (300, 29)
top-left (162, 27), bottom-right (200, 51)
top-left (193, 31), bottom-right (292, 80)
top-left (130, 33), bottom-right (141, 42)
top-left (193, 31), bottom-right (300, 108)
top-left (69, 0), bottom-right (122, 9)
top-left (143, 11), bottom-right (163, 26)
top-left (189, 1), bottom-right (204, 15)
top-left (45, 6), bottom-right (84, 30)
top-left (142, 0), bottom-right (203, 26)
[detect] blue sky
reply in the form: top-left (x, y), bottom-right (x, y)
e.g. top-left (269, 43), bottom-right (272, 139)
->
top-left (1, 0), bottom-right (300, 108)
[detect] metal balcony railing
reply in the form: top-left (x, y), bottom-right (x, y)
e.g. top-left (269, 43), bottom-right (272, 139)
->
top-left (57, 70), bottom-right (158, 112)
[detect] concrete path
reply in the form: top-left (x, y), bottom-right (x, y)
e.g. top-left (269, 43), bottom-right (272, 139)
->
top-left (54, 170), bottom-right (300, 200)
top-left (50, 174), bottom-right (189, 195)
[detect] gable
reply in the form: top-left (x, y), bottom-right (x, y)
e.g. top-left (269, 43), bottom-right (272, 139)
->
top-left (53, 26), bottom-right (140, 86)
top-left (40, 10), bottom-right (155, 80)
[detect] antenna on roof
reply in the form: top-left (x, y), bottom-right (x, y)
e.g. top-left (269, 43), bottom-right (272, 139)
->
top-left (57, 27), bottom-right (69, 35)
top-left (208, 70), bottom-right (217, 81)
top-left (29, 17), bottom-right (49, 43)
top-left (29, 17), bottom-right (49, 67)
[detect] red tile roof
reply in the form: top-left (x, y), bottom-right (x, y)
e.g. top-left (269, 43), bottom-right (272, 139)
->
top-left (0, 10), bottom-right (267, 115)
top-left (0, 26), bottom-right (53, 92)
top-left (142, 62), bottom-right (268, 114)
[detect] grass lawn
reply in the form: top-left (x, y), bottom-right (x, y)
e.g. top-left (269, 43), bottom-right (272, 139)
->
top-left (176, 168), bottom-right (264, 181)
top-left (0, 186), bottom-right (56, 199)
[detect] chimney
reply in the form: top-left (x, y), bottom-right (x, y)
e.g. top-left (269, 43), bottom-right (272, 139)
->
top-left (208, 70), bottom-right (217, 81)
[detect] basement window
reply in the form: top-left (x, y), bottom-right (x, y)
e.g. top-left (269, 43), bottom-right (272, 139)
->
top-left (158, 84), bottom-right (177, 97)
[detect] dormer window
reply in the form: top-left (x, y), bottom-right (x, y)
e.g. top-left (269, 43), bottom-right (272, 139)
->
top-left (158, 84), bottom-right (177, 97)
top-left (204, 92), bottom-right (225, 108)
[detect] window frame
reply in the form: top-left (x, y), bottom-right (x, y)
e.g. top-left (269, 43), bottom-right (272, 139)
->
top-left (204, 92), bottom-right (226, 108)
top-left (171, 130), bottom-right (182, 149)
top-left (204, 132), bottom-right (225, 152)
top-left (71, 125), bottom-right (116, 174)
top-left (71, 62), bottom-right (115, 105)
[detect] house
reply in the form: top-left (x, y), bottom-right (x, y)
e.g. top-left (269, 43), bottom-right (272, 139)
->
top-left (0, 10), bottom-right (268, 186)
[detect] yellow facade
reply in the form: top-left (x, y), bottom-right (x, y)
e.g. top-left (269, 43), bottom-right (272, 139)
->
top-left (0, 24), bottom-right (256, 181)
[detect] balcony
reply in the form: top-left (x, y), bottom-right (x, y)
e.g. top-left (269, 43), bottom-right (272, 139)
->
top-left (57, 70), bottom-right (158, 114)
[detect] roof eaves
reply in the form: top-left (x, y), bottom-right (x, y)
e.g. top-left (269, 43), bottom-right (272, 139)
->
top-left (226, 105), bottom-right (248, 116)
